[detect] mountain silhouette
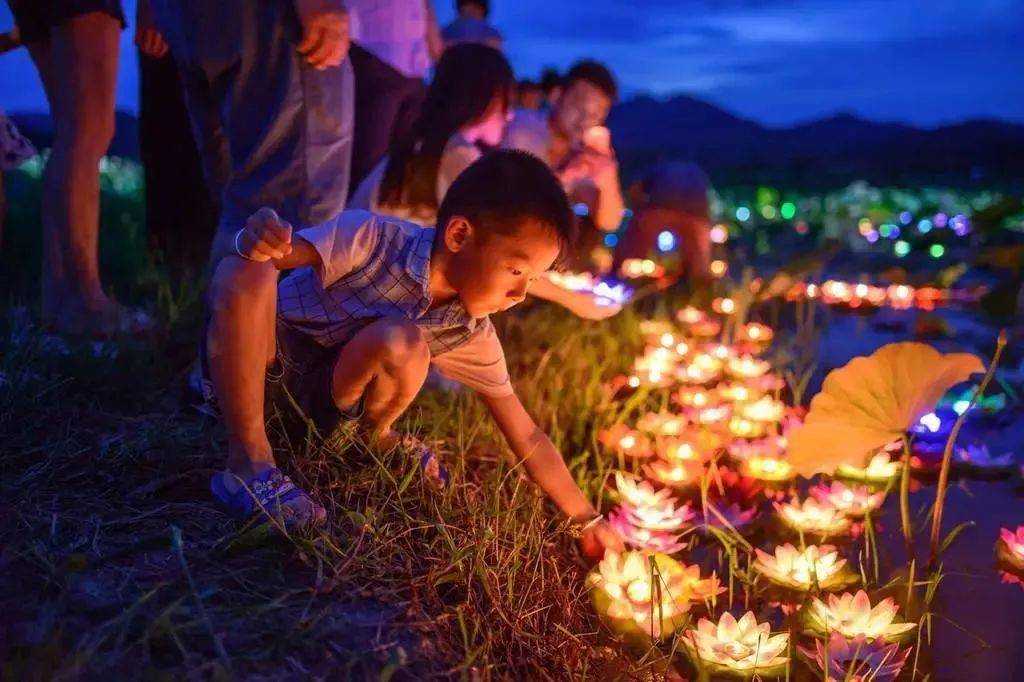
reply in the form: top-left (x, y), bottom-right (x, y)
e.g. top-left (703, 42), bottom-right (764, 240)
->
top-left (11, 95), bottom-right (1024, 188)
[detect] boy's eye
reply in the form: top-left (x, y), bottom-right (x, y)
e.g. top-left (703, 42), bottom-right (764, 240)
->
top-left (510, 268), bottom-right (523, 276)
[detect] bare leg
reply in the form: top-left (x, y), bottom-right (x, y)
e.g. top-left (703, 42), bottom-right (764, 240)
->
top-left (38, 12), bottom-right (121, 330)
top-left (330, 318), bottom-right (431, 441)
top-left (206, 258), bottom-right (279, 480)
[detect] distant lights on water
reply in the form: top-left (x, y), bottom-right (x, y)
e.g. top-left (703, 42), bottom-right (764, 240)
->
top-left (929, 244), bottom-right (945, 258)
top-left (657, 230), bottom-right (676, 252)
top-left (894, 240), bottom-right (911, 257)
top-left (917, 219), bottom-right (933, 234)
top-left (736, 207), bottom-right (751, 222)
top-left (710, 224), bottom-right (729, 244)
top-left (780, 202), bottom-right (796, 220)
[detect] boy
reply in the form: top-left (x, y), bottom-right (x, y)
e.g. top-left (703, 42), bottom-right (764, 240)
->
top-left (204, 150), bottom-right (623, 557)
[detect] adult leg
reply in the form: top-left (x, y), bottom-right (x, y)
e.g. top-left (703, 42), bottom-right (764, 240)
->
top-left (347, 44), bottom-right (409, 198)
top-left (42, 12), bottom-right (121, 331)
top-left (330, 318), bottom-right (431, 441)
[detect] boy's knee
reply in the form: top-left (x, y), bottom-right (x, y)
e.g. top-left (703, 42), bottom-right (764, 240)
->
top-left (376, 320), bottom-right (430, 368)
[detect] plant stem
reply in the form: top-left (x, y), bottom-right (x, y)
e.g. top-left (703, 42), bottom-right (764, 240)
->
top-left (899, 435), bottom-right (914, 561)
top-left (928, 330), bottom-right (1007, 566)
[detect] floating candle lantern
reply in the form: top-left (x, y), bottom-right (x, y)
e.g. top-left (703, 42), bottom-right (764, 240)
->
top-left (613, 472), bottom-right (673, 509)
top-left (798, 633), bottom-right (911, 682)
top-left (740, 455), bottom-right (795, 482)
top-left (692, 404), bottom-right (731, 426)
top-left (717, 382), bottom-right (758, 404)
top-left (952, 444), bottom-right (1016, 474)
top-left (677, 356), bottom-right (723, 385)
top-left (737, 396), bottom-right (785, 423)
top-left (587, 551), bottom-right (694, 640)
top-left (681, 611), bottom-right (790, 679)
top-left (728, 415), bottom-right (767, 440)
top-left (801, 590), bottom-right (916, 642)
top-left (754, 544), bottom-right (856, 591)
top-left (675, 386), bottom-right (715, 408)
top-left (608, 507), bottom-right (688, 554)
top-left (726, 355), bottom-right (771, 380)
top-left (676, 306), bottom-right (707, 325)
top-left (737, 322), bottom-right (774, 345)
top-left (645, 458), bottom-right (703, 488)
top-left (621, 258), bottom-right (664, 279)
top-left (997, 526), bottom-right (1024, 573)
top-left (712, 297), bottom-right (736, 315)
top-left (728, 435), bottom-right (787, 461)
top-left (709, 259), bottom-right (728, 278)
top-left (659, 438), bottom-right (700, 463)
top-left (599, 425), bottom-right (655, 459)
top-left (637, 411), bottom-right (688, 437)
top-left (887, 284), bottom-right (915, 310)
top-left (836, 453), bottom-right (902, 484)
top-left (679, 563), bottom-right (726, 603)
top-left (809, 481), bottom-right (885, 517)
top-left (774, 497), bottom-right (852, 537)
top-left (699, 501), bottom-right (760, 532)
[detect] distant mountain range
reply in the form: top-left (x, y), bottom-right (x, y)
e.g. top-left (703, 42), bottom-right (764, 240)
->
top-left (11, 94), bottom-right (1024, 188)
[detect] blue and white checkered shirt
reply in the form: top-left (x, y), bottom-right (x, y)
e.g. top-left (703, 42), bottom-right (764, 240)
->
top-left (277, 211), bottom-right (513, 397)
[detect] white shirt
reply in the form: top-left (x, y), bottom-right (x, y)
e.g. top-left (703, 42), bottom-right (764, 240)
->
top-left (347, 0), bottom-right (431, 78)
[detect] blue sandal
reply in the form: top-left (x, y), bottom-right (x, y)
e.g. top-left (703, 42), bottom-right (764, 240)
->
top-left (210, 468), bottom-right (326, 526)
top-left (399, 436), bottom-right (450, 490)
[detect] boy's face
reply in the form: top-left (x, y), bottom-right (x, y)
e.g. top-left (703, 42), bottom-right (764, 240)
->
top-left (553, 80), bottom-right (612, 145)
top-left (442, 218), bottom-right (561, 318)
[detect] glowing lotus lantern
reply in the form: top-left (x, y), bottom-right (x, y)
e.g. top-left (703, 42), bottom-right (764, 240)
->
top-left (692, 404), bottom-right (731, 426)
top-left (754, 543), bottom-right (856, 591)
top-left (887, 284), bottom-right (915, 310)
top-left (608, 507), bottom-right (689, 554)
top-left (675, 386), bottom-right (715, 408)
top-left (726, 355), bottom-right (771, 380)
top-left (774, 497), bottom-right (852, 537)
top-left (798, 633), bottom-right (911, 682)
top-left (740, 455), bottom-right (795, 483)
top-left (800, 591), bottom-right (916, 642)
top-left (728, 435), bottom-right (787, 461)
top-left (613, 472), bottom-right (672, 508)
top-left (708, 343), bottom-right (736, 361)
top-left (953, 443), bottom-right (1016, 475)
top-left (658, 438), bottom-right (701, 464)
top-left (679, 562), bottom-right (726, 603)
top-left (681, 611), bottom-right (790, 679)
top-left (621, 258), bottom-right (664, 279)
top-left (599, 425), bottom-right (654, 459)
top-left (737, 396), bottom-right (785, 424)
top-left (699, 501), bottom-right (760, 532)
top-left (810, 481), bottom-right (885, 517)
top-left (677, 353), bottom-right (723, 385)
top-left (645, 458), bottom-right (703, 488)
top-left (737, 322), bottom-right (774, 345)
top-left (676, 306), bottom-right (707, 325)
top-left (728, 415), bottom-right (767, 440)
top-left (712, 297), bottom-right (736, 315)
top-left (997, 526), bottom-right (1024, 573)
top-left (639, 319), bottom-right (675, 339)
top-left (587, 551), bottom-right (694, 640)
top-left (637, 411), bottom-right (688, 437)
top-left (717, 382), bottom-right (759, 404)
top-left (836, 453), bottom-right (901, 484)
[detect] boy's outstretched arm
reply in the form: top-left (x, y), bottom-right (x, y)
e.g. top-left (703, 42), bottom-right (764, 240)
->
top-left (482, 392), bottom-right (625, 558)
top-left (528, 275), bottom-right (623, 321)
top-left (234, 207), bottom-right (322, 271)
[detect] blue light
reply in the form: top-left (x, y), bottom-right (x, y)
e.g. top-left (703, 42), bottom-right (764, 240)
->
top-left (657, 230), bottom-right (676, 252)
top-left (603, 233), bottom-right (619, 247)
top-left (899, 211), bottom-right (912, 225)
top-left (917, 219), bottom-right (933, 234)
top-left (865, 230), bottom-right (880, 243)
top-left (573, 202), bottom-right (590, 217)
top-left (736, 207), bottom-right (751, 222)
top-left (952, 400), bottom-right (972, 416)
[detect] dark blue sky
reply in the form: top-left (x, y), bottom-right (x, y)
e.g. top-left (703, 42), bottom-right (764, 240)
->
top-left (2, 0), bottom-right (1022, 126)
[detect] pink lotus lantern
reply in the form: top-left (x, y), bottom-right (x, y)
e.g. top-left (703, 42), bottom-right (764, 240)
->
top-left (997, 526), bottom-right (1024, 573)
top-left (698, 501), bottom-right (760, 532)
top-left (677, 353), bottom-right (724, 385)
top-left (676, 305), bottom-right (707, 325)
top-left (716, 382), bottom-right (760, 404)
top-left (736, 396), bottom-right (786, 424)
top-left (636, 411), bottom-right (688, 437)
top-left (613, 472), bottom-right (673, 509)
top-left (754, 543), bottom-right (857, 592)
top-left (588, 551), bottom-right (695, 640)
top-left (599, 425), bottom-right (654, 459)
top-left (727, 435), bottom-right (788, 461)
top-left (712, 297), bottom-right (736, 315)
top-left (886, 284), bottom-right (915, 310)
top-left (774, 497), bottom-right (852, 537)
top-left (799, 633), bottom-right (911, 682)
top-left (645, 458), bottom-right (703, 488)
top-left (681, 611), bottom-right (791, 679)
top-left (728, 415), bottom-right (767, 440)
top-left (608, 506), bottom-right (689, 554)
top-left (800, 591), bottom-right (916, 642)
top-left (737, 322), bottom-right (774, 345)
top-left (810, 481), bottom-right (885, 517)
top-left (675, 386), bottom-right (715, 408)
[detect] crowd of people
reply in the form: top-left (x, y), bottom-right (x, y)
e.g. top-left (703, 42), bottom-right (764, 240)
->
top-left (2, 0), bottom-right (715, 557)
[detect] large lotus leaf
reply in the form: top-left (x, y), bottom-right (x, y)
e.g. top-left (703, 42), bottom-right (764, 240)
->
top-left (788, 343), bottom-right (983, 476)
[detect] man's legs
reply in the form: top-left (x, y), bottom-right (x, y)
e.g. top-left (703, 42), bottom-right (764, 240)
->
top-left (35, 12), bottom-right (121, 331)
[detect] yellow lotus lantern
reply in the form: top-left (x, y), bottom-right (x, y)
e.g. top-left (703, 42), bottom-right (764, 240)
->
top-left (728, 415), bottom-right (767, 440)
top-left (800, 590), bottom-right (916, 642)
top-left (681, 611), bottom-right (790, 679)
top-left (588, 551), bottom-right (694, 641)
top-left (599, 425), bottom-right (655, 459)
top-left (774, 497), bottom-right (852, 537)
top-left (613, 472), bottom-right (673, 509)
top-left (754, 543), bottom-right (856, 591)
top-left (645, 458), bottom-right (703, 488)
top-left (740, 455), bottom-right (795, 483)
top-left (717, 382), bottom-right (760, 404)
top-left (637, 411), bottom-right (688, 437)
top-left (678, 353), bottom-right (724, 385)
top-left (810, 481), bottom-right (885, 517)
top-left (836, 452), bottom-right (901, 484)
top-left (737, 396), bottom-right (786, 424)
top-left (726, 355), bottom-right (771, 380)
top-left (737, 322), bottom-right (774, 345)
top-left (728, 435), bottom-right (787, 461)
top-left (675, 386), bottom-right (715, 408)
top-left (676, 305), bottom-right (707, 325)
top-left (785, 342), bottom-right (983, 477)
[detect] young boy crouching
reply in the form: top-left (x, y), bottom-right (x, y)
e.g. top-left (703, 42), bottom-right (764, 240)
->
top-left (204, 150), bottom-right (624, 556)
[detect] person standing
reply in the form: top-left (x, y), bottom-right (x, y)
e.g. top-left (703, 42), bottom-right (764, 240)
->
top-left (5, 0), bottom-right (154, 334)
top-left (440, 0), bottom-right (502, 50)
top-left (144, 0), bottom-right (355, 265)
top-left (346, 0), bottom-right (443, 197)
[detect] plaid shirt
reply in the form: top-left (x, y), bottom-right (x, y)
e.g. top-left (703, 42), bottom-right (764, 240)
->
top-left (277, 213), bottom-right (480, 356)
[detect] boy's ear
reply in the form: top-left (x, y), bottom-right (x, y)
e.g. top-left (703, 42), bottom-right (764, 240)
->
top-left (443, 216), bottom-right (474, 253)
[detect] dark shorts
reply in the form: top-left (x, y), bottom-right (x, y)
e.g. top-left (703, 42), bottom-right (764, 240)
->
top-left (200, 319), bottom-right (362, 435)
top-left (7, 0), bottom-right (126, 44)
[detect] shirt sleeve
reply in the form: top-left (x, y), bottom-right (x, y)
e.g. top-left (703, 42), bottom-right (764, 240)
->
top-left (431, 318), bottom-right (514, 398)
top-left (436, 143), bottom-right (481, 202)
top-left (295, 210), bottom-right (380, 288)
top-left (502, 111), bottom-right (550, 160)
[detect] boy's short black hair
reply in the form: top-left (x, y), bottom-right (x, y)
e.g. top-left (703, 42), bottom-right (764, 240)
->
top-left (437, 150), bottom-right (576, 266)
top-left (456, 0), bottom-right (489, 16)
top-left (540, 67), bottom-right (562, 94)
top-left (564, 60), bottom-right (617, 101)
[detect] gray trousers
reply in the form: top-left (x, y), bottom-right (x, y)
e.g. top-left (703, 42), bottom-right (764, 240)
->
top-left (152, 0), bottom-right (354, 260)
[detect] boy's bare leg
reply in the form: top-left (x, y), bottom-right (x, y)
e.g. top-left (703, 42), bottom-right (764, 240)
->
top-left (35, 13), bottom-right (121, 332)
top-left (330, 318), bottom-right (431, 443)
top-left (206, 258), bottom-right (279, 481)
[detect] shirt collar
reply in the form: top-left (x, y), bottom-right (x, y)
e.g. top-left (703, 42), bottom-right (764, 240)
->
top-left (405, 226), bottom-right (480, 331)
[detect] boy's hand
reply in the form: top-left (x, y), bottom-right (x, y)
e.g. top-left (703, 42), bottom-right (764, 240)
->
top-left (294, 0), bottom-right (350, 70)
top-left (580, 519), bottom-right (625, 562)
top-left (238, 208), bottom-right (294, 261)
top-left (560, 289), bottom-right (623, 321)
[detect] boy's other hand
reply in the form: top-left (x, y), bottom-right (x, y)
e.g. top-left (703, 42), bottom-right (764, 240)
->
top-left (239, 208), bottom-right (294, 262)
top-left (295, 0), bottom-right (350, 70)
top-left (561, 289), bottom-right (623, 321)
top-left (580, 519), bottom-right (625, 562)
